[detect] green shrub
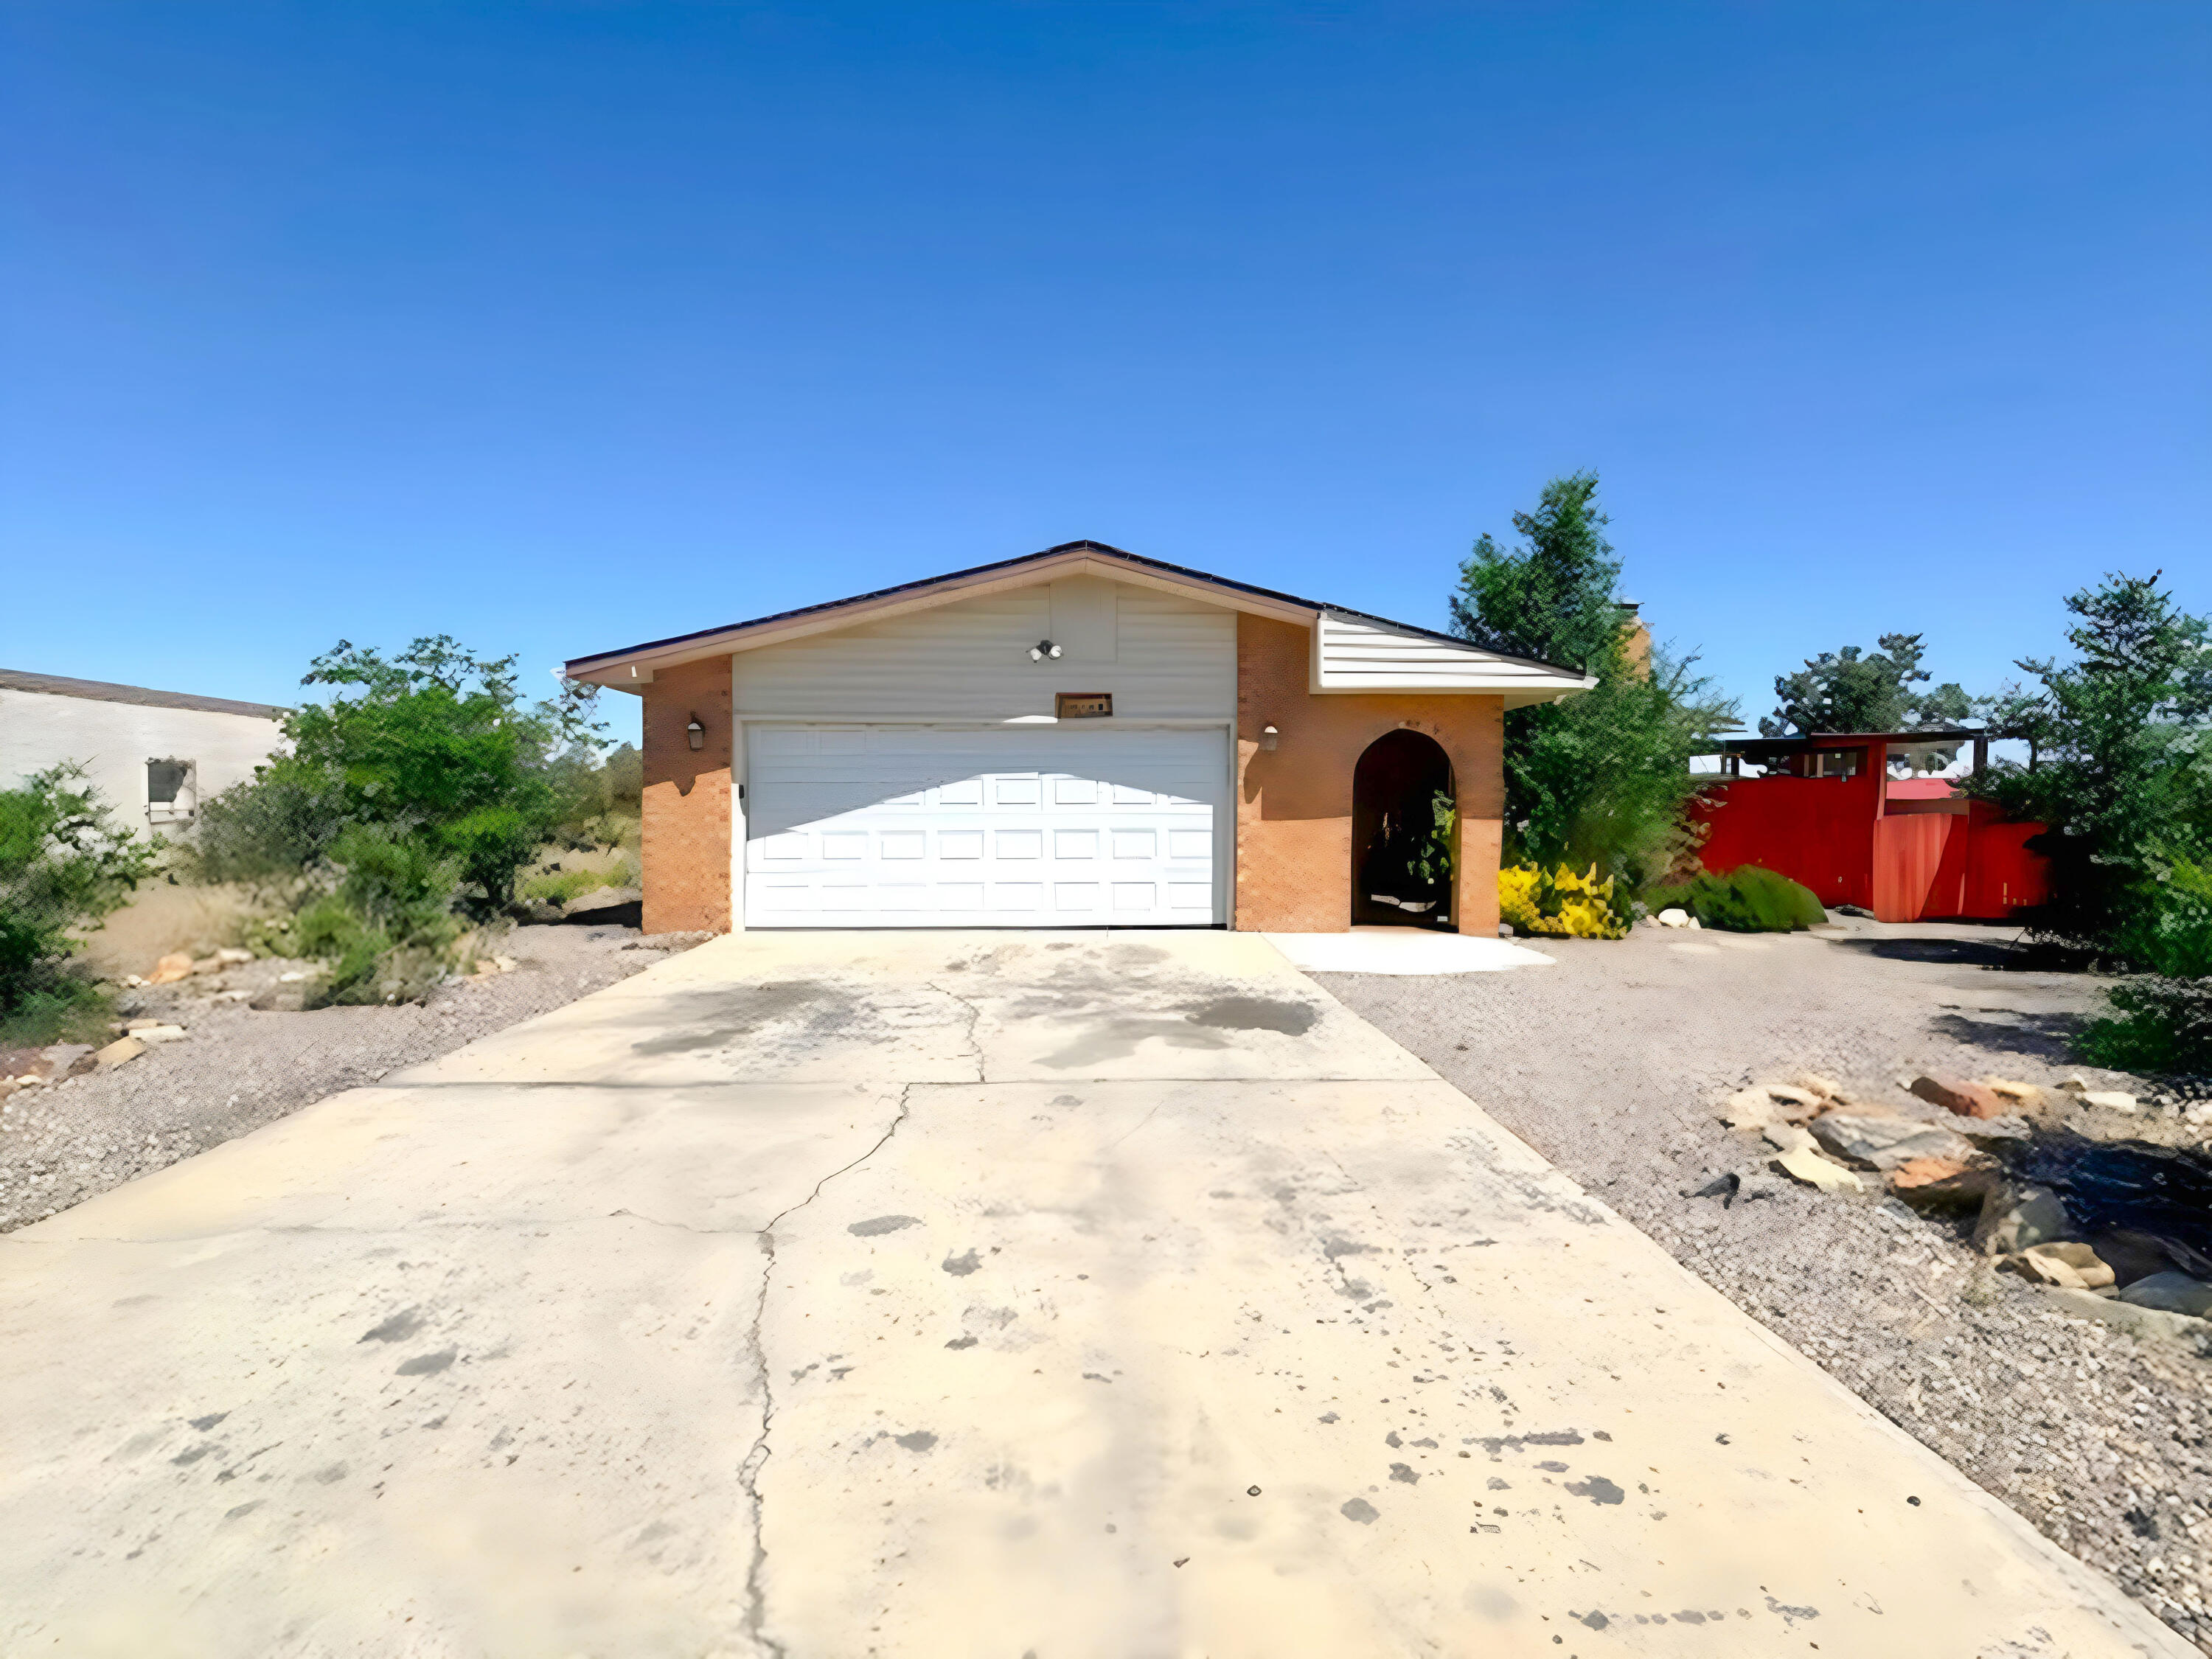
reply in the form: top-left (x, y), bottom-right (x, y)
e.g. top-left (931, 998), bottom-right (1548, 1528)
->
top-left (2079, 978), bottom-right (2212, 1078)
top-left (0, 980), bottom-right (116, 1048)
top-left (519, 868), bottom-right (613, 906)
top-left (1646, 864), bottom-right (1827, 933)
top-left (0, 765), bottom-right (159, 1038)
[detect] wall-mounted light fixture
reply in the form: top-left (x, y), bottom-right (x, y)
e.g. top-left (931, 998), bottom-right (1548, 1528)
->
top-left (1259, 724), bottom-right (1280, 752)
top-left (1028, 639), bottom-right (1062, 662)
top-left (686, 715), bottom-right (705, 751)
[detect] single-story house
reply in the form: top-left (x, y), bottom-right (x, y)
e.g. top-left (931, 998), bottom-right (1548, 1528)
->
top-left (564, 541), bottom-right (1593, 936)
top-left (0, 668), bottom-right (287, 832)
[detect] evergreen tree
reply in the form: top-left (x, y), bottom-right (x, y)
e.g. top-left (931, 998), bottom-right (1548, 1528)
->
top-left (1761, 633), bottom-right (1970, 737)
top-left (1973, 571), bottom-right (2212, 964)
top-left (1450, 474), bottom-right (1737, 887)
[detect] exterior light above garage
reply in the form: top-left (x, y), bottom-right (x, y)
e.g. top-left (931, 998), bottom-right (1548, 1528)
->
top-left (1260, 725), bottom-right (1279, 751)
top-left (1028, 639), bottom-right (1062, 662)
top-left (686, 715), bottom-right (705, 751)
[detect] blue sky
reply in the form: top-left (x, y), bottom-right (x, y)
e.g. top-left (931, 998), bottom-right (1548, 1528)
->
top-left (4, 2), bottom-right (2205, 748)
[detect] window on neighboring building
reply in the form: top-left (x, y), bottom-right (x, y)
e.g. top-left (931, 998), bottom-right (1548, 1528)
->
top-left (147, 758), bottom-right (197, 822)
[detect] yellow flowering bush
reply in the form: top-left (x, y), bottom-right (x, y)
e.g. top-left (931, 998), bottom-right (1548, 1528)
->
top-left (1498, 862), bottom-right (1632, 940)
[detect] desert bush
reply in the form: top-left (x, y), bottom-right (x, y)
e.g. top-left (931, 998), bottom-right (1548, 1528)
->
top-left (0, 765), bottom-right (160, 1043)
top-left (1646, 864), bottom-right (1826, 933)
top-left (1498, 863), bottom-right (1633, 939)
top-left (184, 636), bottom-right (602, 1001)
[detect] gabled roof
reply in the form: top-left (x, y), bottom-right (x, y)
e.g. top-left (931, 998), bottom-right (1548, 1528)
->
top-left (0, 667), bottom-right (285, 720)
top-left (565, 540), bottom-right (1594, 701)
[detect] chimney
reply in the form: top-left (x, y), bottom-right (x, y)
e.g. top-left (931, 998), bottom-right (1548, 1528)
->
top-left (1616, 599), bottom-right (1651, 675)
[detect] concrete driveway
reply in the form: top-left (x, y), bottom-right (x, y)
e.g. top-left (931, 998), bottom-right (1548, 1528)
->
top-left (0, 930), bottom-right (2185, 1658)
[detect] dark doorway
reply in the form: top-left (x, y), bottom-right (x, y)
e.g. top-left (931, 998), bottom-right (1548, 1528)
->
top-left (1352, 730), bottom-right (1455, 929)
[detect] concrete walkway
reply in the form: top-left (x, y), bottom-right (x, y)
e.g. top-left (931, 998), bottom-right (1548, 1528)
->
top-left (0, 931), bottom-right (2185, 1658)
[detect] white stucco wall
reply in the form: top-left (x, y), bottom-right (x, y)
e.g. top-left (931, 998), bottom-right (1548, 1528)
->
top-left (0, 686), bottom-right (285, 831)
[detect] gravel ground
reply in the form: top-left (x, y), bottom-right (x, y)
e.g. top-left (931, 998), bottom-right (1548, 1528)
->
top-left (1321, 914), bottom-right (2212, 1652)
top-left (0, 920), bottom-right (701, 1235)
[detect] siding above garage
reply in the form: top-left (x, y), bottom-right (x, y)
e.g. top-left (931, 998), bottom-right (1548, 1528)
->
top-left (1310, 614), bottom-right (1594, 705)
top-left (731, 577), bottom-right (1236, 722)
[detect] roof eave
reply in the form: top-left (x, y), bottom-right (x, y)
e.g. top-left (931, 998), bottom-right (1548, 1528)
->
top-left (563, 544), bottom-right (1320, 686)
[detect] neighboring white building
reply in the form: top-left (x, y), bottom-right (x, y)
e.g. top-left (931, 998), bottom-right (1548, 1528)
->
top-left (0, 669), bottom-right (286, 831)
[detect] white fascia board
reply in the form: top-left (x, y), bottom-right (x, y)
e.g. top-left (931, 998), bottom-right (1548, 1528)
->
top-left (1307, 613), bottom-right (1595, 698)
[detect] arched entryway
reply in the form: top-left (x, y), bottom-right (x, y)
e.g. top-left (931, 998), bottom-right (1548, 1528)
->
top-left (1351, 729), bottom-right (1456, 929)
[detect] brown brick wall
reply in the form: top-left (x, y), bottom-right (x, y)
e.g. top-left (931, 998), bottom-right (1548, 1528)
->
top-left (641, 657), bottom-right (733, 935)
top-left (1234, 613), bottom-right (1504, 936)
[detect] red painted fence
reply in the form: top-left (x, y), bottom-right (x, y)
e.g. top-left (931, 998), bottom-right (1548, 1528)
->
top-left (1690, 776), bottom-right (2048, 922)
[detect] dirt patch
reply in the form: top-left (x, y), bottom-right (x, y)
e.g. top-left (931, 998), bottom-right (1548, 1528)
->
top-left (1, 922), bottom-right (703, 1234)
top-left (1321, 916), bottom-right (2212, 1649)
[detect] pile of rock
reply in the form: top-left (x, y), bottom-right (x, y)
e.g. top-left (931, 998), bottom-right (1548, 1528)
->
top-left (1713, 1069), bottom-right (2212, 1340)
top-left (124, 947), bottom-right (254, 989)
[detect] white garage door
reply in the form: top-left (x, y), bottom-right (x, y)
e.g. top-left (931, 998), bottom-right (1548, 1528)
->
top-left (743, 725), bottom-right (1226, 928)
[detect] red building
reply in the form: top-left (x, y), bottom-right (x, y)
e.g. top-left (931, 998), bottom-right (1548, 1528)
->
top-left (1692, 731), bottom-right (2048, 923)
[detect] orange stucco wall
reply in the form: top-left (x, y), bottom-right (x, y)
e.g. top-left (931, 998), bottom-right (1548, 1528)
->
top-left (640, 657), bottom-right (733, 934)
top-left (1234, 613), bottom-right (1504, 935)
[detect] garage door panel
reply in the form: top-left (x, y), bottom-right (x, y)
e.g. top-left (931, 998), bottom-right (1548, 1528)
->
top-left (743, 726), bottom-right (1225, 928)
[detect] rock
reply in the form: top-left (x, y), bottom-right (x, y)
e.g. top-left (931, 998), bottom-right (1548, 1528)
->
top-left (1719, 1088), bottom-right (1781, 1129)
top-left (1773, 1146), bottom-right (1864, 1192)
top-left (1718, 1083), bottom-right (1825, 1129)
top-left (276, 970), bottom-right (316, 984)
top-left (1691, 1172), bottom-right (1742, 1206)
top-left (1955, 1113), bottom-right (2032, 1143)
top-left (492, 954), bottom-right (518, 973)
top-left (189, 956), bottom-right (225, 975)
top-left (1796, 1071), bottom-right (1843, 1101)
top-left (2081, 1090), bottom-right (2138, 1113)
top-left (2056, 1076), bottom-right (2089, 1094)
top-left (211, 989), bottom-right (252, 1004)
top-left (131, 1025), bottom-right (188, 1045)
top-left (1809, 1113), bottom-right (1976, 1171)
top-left (249, 986), bottom-right (314, 1013)
top-left (2011, 1242), bottom-right (2116, 1292)
top-left (2037, 1284), bottom-right (2207, 1342)
top-left (40, 1043), bottom-right (94, 1078)
top-left (1686, 917), bottom-right (1702, 930)
top-left (147, 951), bottom-right (195, 986)
top-left (1763, 1122), bottom-right (1818, 1155)
top-left (1910, 1074), bottom-right (2007, 1119)
top-left (1498, 922), bottom-right (1516, 939)
top-left (92, 1036), bottom-right (147, 1070)
top-left (2117, 1271), bottom-right (2212, 1318)
top-left (215, 947), bottom-right (254, 964)
top-left (1973, 1180), bottom-right (2074, 1256)
top-left (1985, 1079), bottom-right (2043, 1109)
top-left (1889, 1158), bottom-right (1997, 1213)
top-left (1656, 908), bottom-right (1689, 928)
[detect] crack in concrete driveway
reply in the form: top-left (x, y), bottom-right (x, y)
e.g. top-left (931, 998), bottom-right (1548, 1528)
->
top-left (0, 929), bottom-right (2188, 1658)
